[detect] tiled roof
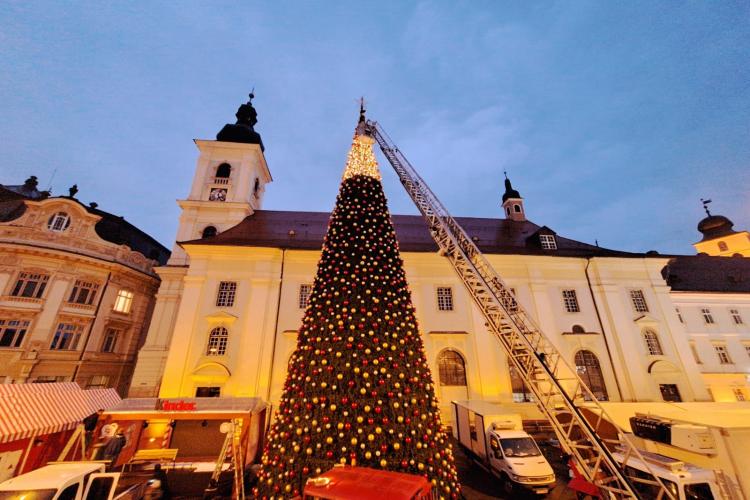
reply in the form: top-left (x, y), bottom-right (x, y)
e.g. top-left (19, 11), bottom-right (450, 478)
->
top-left (663, 255), bottom-right (750, 293)
top-left (182, 209), bottom-right (642, 258)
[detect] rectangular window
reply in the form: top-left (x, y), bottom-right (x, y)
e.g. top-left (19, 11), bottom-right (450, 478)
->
top-left (701, 308), bottom-right (714, 324)
top-left (730, 309), bottom-right (743, 325)
top-left (101, 328), bottom-right (120, 353)
top-left (87, 375), bottom-right (110, 389)
top-left (436, 287), bottom-right (454, 311)
top-left (0, 319), bottom-right (31, 348)
top-left (215, 281), bottom-right (237, 307)
top-left (50, 323), bottom-right (84, 350)
top-left (11, 272), bottom-right (49, 299)
top-left (299, 284), bottom-right (313, 309)
top-left (630, 290), bottom-right (649, 313)
top-left (689, 342), bottom-right (702, 364)
top-left (675, 307), bottom-right (684, 323)
top-left (714, 344), bottom-right (732, 365)
top-left (734, 388), bottom-right (746, 402)
top-left (195, 386), bottom-right (221, 397)
top-left (539, 234), bottom-right (557, 250)
top-left (659, 384), bottom-right (682, 402)
top-left (113, 289), bottom-right (134, 313)
top-left (68, 280), bottom-right (100, 305)
top-left (33, 375), bottom-right (68, 383)
top-left (562, 289), bottom-right (580, 313)
top-left (745, 344), bottom-right (750, 359)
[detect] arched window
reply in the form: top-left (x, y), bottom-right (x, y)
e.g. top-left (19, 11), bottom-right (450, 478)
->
top-left (513, 204), bottom-right (521, 213)
top-left (206, 327), bottom-right (228, 356)
top-left (253, 178), bottom-right (260, 196)
top-left (718, 241), bottom-right (728, 252)
top-left (575, 350), bottom-right (608, 401)
top-left (47, 212), bottom-right (71, 232)
top-left (202, 226), bottom-right (217, 238)
top-left (571, 324), bottom-right (586, 334)
top-left (437, 350), bottom-right (467, 386)
top-left (215, 163), bottom-right (231, 178)
top-left (506, 207), bottom-right (511, 216)
top-left (643, 329), bottom-right (663, 356)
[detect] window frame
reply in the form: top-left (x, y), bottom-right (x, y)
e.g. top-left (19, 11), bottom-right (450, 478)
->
top-left (574, 350), bottom-right (608, 401)
top-left (298, 284), bottom-right (313, 309)
top-left (215, 281), bottom-right (237, 308)
top-left (718, 241), bottom-right (728, 252)
top-left (701, 308), bottom-right (715, 325)
top-left (734, 388), bottom-right (746, 402)
top-left (642, 329), bottom-right (664, 356)
top-left (87, 375), bottom-right (110, 389)
top-left (206, 326), bottom-right (229, 356)
top-left (101, 327), bottom-right (120, 353)
top-left (629, 289), bottom-right (649, 313)
top-left (713, 344), bottom-right (732, 365)
top-left (437, 349), bottom-right (467, 386)
top-left (689, 342), bottom-right (702, 364)
top-left (562, 289), bottom-right (580, 313)
top-left (0, 319), bottom-right (31, 348)
top-left (47, 212), bottom-right (71, 232)
top-left (539, 234), bottom-right (557, 250)
top-left (11, 271), bottom-right (49, 299)
top-left (675, 307), bottom-right (684, 323)
top-left (436, 286), bottom-right (454, 312)
top-left (68, 279), bottom-right (100, 306)
top-left (730, 308), bottom-right (743, 325)
top-left (50, 322), bottom-right (84, 351)
top-left (659, 383), bottom-right (682, 402)
top-left (113, 289), bottom-right (134, 314)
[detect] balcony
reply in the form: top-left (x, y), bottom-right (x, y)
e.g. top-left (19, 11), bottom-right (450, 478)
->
top-left (213, 177), bottom-right (230, 185)
top-left (60, 301), bottom-right (97, 316)
top-left (0, 295), bottom-right (44, 311)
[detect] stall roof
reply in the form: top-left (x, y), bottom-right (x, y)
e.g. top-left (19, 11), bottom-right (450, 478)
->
top-left (104, 397), bottom-right (267, 419)
top-left (0, 383), bottom-right (121, 443)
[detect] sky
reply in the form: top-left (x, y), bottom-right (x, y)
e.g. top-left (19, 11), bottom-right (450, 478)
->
top-left (1, 2), bottom-right (748, 255)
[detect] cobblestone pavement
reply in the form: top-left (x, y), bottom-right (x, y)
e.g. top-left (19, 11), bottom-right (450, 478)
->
top-left (452, 439), bottom-right (578, 500)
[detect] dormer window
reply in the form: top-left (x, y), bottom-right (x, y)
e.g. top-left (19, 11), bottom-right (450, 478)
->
top-left (47, 212), bottom-right (71, 232)
top-left (214, 163), bottom-right (231, 184)
top-left (540, 234), bottom-right (557, 250)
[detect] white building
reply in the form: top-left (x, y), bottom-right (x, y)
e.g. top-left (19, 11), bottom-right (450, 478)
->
top-left (129, 97), bottom-right (750, 423)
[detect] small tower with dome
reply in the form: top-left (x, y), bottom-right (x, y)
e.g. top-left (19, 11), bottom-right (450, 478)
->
top-left (693, 199), bottom-right (749, 257)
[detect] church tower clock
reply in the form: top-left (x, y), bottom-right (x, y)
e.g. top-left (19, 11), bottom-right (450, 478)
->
top-left (169, 93), bottom-right (272, 265)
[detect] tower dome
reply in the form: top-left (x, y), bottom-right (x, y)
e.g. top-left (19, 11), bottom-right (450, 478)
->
top-left (216, 93), bottom-right (264, 150)
top-left (697, 214), bottom-right (736, 242)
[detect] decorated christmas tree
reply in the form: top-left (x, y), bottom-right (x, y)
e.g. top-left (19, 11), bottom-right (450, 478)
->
top-left (255, 106), bottom-right (460, 499)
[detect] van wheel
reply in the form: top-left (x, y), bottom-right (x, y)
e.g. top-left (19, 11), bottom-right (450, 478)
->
top-left (500, 473), bottom-right (514, 495)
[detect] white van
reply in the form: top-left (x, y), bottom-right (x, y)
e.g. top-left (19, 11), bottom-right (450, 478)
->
top-left (452, 400), bottom-right (555, 496)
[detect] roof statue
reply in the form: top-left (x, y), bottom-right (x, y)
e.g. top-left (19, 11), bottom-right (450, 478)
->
top-left (216, 91), bottom-right (265, 150)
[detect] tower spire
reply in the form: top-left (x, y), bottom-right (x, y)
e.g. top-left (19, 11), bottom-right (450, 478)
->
top-left (501, 172), bottom-right (525, 221)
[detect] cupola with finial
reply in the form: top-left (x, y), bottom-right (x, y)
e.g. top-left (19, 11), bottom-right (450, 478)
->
top-left (501, 172), bottom-right (525, 222)
top-left (693, 198), bottom-right (749, 257)
top-left (216, 92), bottom-right (264, 151)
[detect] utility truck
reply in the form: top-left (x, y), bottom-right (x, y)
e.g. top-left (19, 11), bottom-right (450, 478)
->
top-left (452, 400), bottom-right (555, 496)
top-left (0, 462), bottom-right (149, 500)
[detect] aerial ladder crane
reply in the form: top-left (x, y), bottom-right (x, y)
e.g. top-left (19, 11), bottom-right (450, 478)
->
top-left (364, 120), bottom-right (676, 500)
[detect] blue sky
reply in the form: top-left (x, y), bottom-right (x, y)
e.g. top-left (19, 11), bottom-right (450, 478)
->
top-left (1, 2), bottom-right (748, 254)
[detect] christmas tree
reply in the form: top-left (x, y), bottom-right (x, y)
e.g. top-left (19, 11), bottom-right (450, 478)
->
top-left (255, 107), bottom-right (460, 499)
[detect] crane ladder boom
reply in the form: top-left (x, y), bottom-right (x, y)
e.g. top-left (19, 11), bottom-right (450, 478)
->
top-left (366, 120), bottom-right (676, 500)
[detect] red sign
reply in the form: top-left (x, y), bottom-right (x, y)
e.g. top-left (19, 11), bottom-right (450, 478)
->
top-left (161, 400), bottom-right (197, 411)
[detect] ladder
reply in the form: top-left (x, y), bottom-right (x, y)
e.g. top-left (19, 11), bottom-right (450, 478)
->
top-left (206, 419), bottom-right (245, 499)
top-left (365, 120), bottom-right (675, 500)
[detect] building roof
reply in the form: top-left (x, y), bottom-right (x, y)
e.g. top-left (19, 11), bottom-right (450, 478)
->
top-left (182, 209), bottom-right (643, 258)
top-left (662, 254), bottom-right (750, 293)
top-left (0, 183), bottom-right (170, 265)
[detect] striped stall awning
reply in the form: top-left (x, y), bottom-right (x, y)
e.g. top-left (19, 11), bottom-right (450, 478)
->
top-left (0, 383), bottom-right (121, 443)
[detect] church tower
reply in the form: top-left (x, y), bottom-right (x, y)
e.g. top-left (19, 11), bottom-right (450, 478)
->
top-left (501, 173), bottom-right (525, 222)
top-left (169, 93), bottom-right (272, 265)
top-left (128, 94), bottom-right (272, 397)
top-left (693, 200), bottom-right (750, 257)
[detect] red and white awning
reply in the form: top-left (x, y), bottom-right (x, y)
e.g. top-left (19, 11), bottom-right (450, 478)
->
top-left (0, 383), bottom-right (121, 443)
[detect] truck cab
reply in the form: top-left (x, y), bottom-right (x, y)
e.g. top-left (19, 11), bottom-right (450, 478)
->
top-left (0, 463), bottom-right (144, 500)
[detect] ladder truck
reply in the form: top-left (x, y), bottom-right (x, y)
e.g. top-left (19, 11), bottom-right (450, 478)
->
top-left (363, 120), bottom-right (677, 500)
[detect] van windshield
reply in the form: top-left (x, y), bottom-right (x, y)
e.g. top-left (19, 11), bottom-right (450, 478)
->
top-left (0, 490), bottom-right (57, 500)
top-left (500, 437), bottom-right (541, 457)
top-left (685, 482), bottom-right (714, 500)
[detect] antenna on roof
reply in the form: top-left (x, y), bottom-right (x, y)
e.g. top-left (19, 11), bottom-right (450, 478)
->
top-left (700, 198), bottom-right (712, 216)
top-left (47, 168), bottom-right (58, 193)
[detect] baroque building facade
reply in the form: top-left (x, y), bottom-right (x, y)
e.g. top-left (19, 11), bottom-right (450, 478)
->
top-left (129, 97), bottom-right (750, 423)
top-left (0, 178), bottom-right (169, 394)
